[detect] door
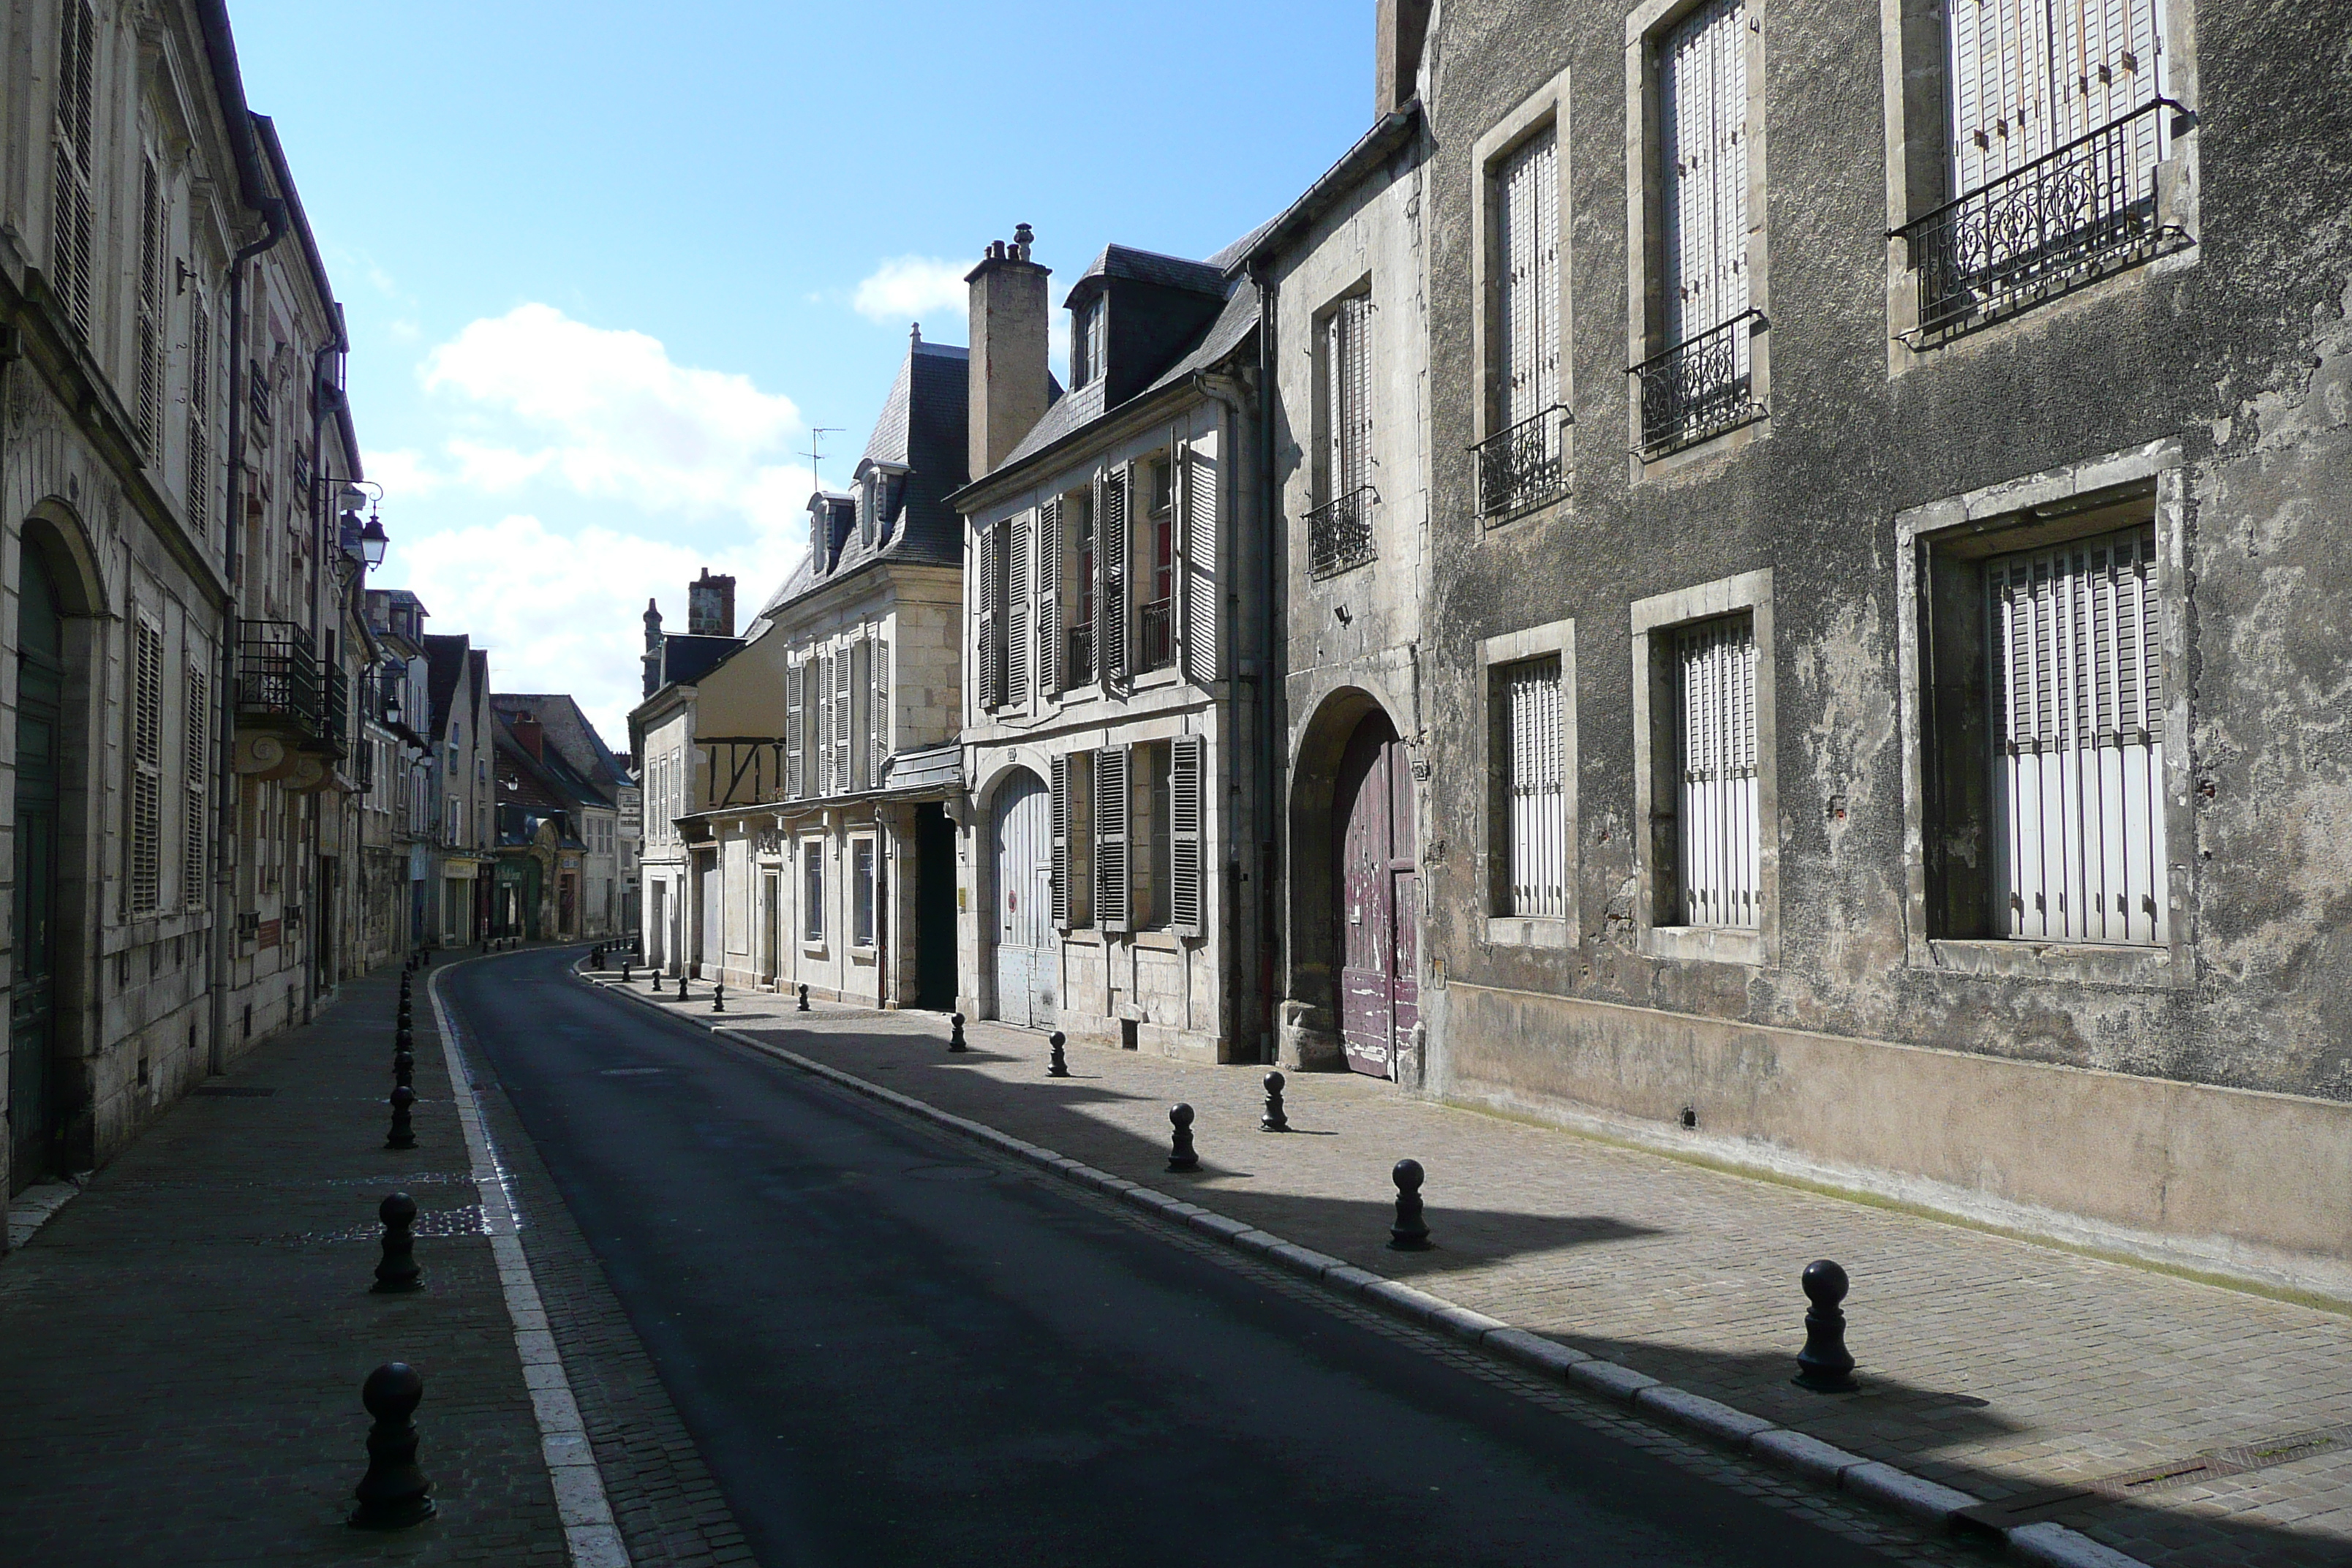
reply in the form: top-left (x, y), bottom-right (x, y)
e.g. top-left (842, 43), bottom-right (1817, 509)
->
top-left (650, 882), bottom-right (667, 968)
top-left (991, 771), bottom-right (1055, 1027)
top-left (1335, 712), bottom-right (1417, 1079)
top-left (914, 802), bottom-right (959, 1011)
top-left (696, 853), bottom-right (720, 976)
top-left (9, 551), bottom-right (62, 1193)
top-left (761, 872), bottom-right (780, 985)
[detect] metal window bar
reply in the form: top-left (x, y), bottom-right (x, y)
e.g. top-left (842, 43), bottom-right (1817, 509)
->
top-left (1306, 485), bottom-right (1378, 579)
top-left (1631, 310), bottom-right (1761, 456)
top-left (1473, 405), bottom-right (1572, 519)
top-left (1504, 656), bottom-right (1566, 918)
top-left (1675, 617), bottom-right (1760, 929)
top-left (1139, 598), bottom-right (1174, 671)
top-left (1896, 97), bottom-right (2186, 339)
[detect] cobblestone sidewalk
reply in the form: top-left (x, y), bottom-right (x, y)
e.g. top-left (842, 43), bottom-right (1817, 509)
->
top-left (598, 971), bottom-right (2352, 1568)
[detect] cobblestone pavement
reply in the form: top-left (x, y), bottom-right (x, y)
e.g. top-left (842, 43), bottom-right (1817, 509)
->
top-left (0, 965), bottom-right (567, 1567)
top-left (594, 971), bottom-right (2352, 1568)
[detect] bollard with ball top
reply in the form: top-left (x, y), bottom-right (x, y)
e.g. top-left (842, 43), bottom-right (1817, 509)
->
top-left (621, 960), bottom-right (633, 984)
top-left (650, 970), bottom-right (663, 994)
top-left (1388, 1159), bottom-right (1433, 1251)
top-left (385, 1085), bottom-right (417, 1151)
top-left (1261, 1071), bottom-right (1290, 1132)
top-left (1166, 1104), bottom-right (1200, 1172)
top-left (676, 976), bottom-right (690, 1003)
top-left (393, 1047), bottom-right (413, 1090)
top-left (949, 1013), bottom-right (967, 1052)
top-left (796, 983), bottom-right (810, 1011)
top-left (712, 981), bottom-right (725, 1014)
top-left (1793, 1260), bottom-right (1859, 1392)
top-left (349, 1362), bottom-right (436, 1529)
top-left (372, 1194), bottom-right (423, 1294)
top-left (1047, 1031), bottom-right (1068, 1077)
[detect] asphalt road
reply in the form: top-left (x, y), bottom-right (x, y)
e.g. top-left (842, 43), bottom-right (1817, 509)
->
top-left (447, 950), bottom-right (1933, 1568)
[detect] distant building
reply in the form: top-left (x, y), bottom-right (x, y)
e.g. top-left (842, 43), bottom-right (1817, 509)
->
top-left (489, 695), bottom-right (629, 937)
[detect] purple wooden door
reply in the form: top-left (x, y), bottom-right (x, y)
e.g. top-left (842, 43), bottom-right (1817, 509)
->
top-left (1335, 714), bottom-right (1417, 1079)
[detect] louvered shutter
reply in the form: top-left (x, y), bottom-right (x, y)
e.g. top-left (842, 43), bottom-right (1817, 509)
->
top-left (1498, 126), bottom-right (1561, 431)
top-left (1333, 296), bottom-right (1373, 500)
top-left (1505, 656), bottom-right (1567, 918)
top-left (785, 657), bottom-right (804, 798)
top-left (1661, 0), bottom-right (1750, 356)
top-left (1169, 735), bottom-right (1204, 936)
top-left (815, 652), bottom-right (834, 794)
top-left (870, 637), bottom-right (890, 784)
top-left (1007, 513), bottom-right (1032, 705)
top-left (1037, 499), bottom-right (1062, 696)
top-left (1675, 616), bottom-right (1759, 929)
top-left (976, 523), bottom-right (1000, 710)
top-left (1182, 442), bottom-right (1218, 686)
top-left (131, 619), bottom-right (165, 912)
top-left (184, 666), bottom-right (208, 908)
top-left (1094, 745), bottom-right (1130, 932)
top-left (137, 154), bottom-right (164, 449)
top-left (50, 0), bottom-right (97, 339)
top-left (1990, 525), bottom-right (2166, 945)
top-left (1098, 472), bottom-right (1128, 682)
top-left (1948, 0), bottom-right (2163, 199)
top-left (1049, 753), bottom-right (1071, 928)
top-left (834, 646), bottom-right (853, 790)
top-left (186, 294), bottom-right (211, 532)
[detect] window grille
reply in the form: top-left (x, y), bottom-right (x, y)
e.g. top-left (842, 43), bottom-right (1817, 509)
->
top-left (1675, 614), bottom-right (1759, 929)
top-left (1501, 656), bottom-right (1567, 918)
top-left (50, 0), bottom-right (97, 339)
top-left (131, 619), bottom-right (165, 912)
top-left (1989, 525), bottom-right (2166, 944)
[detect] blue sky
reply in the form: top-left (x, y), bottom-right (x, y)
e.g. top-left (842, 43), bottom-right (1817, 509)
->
top-left (227, 0), bottom-right (1371, 747)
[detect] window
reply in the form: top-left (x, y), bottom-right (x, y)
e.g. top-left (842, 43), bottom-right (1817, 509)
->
top-left (852, 839), bottom-right (876, 948)
top-left (1093, 747), bottom-right (1129, 932)
top-left (183, 668), bottom-right (208, 908)
top-left (1131, 741), bottom-right (1170, 930)
top-left (870, 636), bottom-right (890, 781)
top-left (136, 151), bottom-right (164, 449)
top-left (186, 292), bottom-right (213, 533)
top-left (1049, 751), bottom-right (1093, 929)
top-left (1672, 617), bottom-right (1760, 930)
top-left (1478, 120), bottom-right (1571, 519)
top-left (976, 527), bottom-right (1008, 710)
top-left (802, 843), bottom-right (824, 943)
top-left (1169, 735), bottom-right (1203, 937)
top-left (1142, 459), bottom-right (1175, 671)
top-left (1634, 0), bottom-right (1763, 455)
top-left (1497, 656), bottom-right (1567, 918)
top-left (50, 0), bottom-right (97, 339)
top-left (1308, 295), bottom-right (1378, 580)
top-left (1007, 517), bottom-right (1032, 705)
top-left (1073, 296), bottom-right (1106, 388)
top-left (129, 619), bottom-right (165, 913)
top-left (1071, 491), bottom-right (1096, 685)
top-left (786, 655), bottom-right (806, 798)
top-left (1095, 470), bottom-right (1129, 682)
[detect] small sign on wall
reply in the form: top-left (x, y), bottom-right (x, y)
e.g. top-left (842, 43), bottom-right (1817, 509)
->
top-left (957, 887), bottom-right (968, 911)
top-left (258, 919), bottom-right (282, 950)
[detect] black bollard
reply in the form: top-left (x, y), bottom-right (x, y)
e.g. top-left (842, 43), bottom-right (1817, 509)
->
top-left (712, 981), bottom-right (725, 1014)
top-left (1261, 1071), bottom-right (1291, 1132)
top-left (796, 983), bottom-right (810, 1012)
top-left (372, 1194), bottom-right (423, 1294)
top-left (621, 961), bottom-right (632, 984)
top-left (393, 1048), bottom-right (414, 1090)
top-left (593, 945), bottom-right (605, 969)
top-left (1389, 1158), bottom-right (1432, 1251)
top-left (949, 1013), bottom-right (967, 1052)
top-left (395, 1023), bottom-right (412, 1055)
top-left (349, 1362), bottom-right (436, 1529)
top-left (385, 1085), bottom-right (417, 1151)
top-left (676, 976), bottom-right (690, 1003)
top-left (1047, 1031), bottom-right (1069, 1078)
top-left (1793, 1260), bottom-right (1859, 1392)
top-left (1166, 1104), bottom-right (1200, 1172)
top-left (651, 970), bottom-right (663, 993)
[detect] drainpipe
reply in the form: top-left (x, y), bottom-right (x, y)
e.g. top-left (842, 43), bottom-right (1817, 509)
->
top-left (1249, 263), bottom-right (1284, 1062)
top-left (209, 197), bottom-right (288, 1075)
top-left (301, 328), bottom-right (346, 1022)
top-left (1188, 366), bottom-right (1257, 1059)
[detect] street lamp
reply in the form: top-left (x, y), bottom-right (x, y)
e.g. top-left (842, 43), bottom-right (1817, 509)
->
top-left (312, 475), bottom-right (391, 581)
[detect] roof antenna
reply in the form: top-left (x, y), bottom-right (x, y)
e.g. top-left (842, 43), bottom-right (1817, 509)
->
top-left (800, 426), bottom-right (843, 493)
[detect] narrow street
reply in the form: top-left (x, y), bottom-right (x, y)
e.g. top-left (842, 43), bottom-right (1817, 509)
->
top-left (445, 949), bottom-right (1958, 1568)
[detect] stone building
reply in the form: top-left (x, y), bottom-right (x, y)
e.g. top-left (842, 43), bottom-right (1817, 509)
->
top-left (363, 587), bottom-right (436, 951)
top-left (421, 634), bottom-right (493, 947)
top-left (489, 706), bottom-right (611, 941)
top-left (681, 328), bottom-right (969, 1008)
top-left (630, 586), bottom-right (741, 974)
top-left (490, 693), bottom-right (629, 937)
top-left (1371, 0), bottom-right (2352, 1284)
top-left (0, 0), bottom-right (386, 1212)
top-left (952, 227), bottom-right (1274, 1060)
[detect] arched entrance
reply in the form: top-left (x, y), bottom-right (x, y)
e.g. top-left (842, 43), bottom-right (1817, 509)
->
top-left (1333, 711), bottom-right (1417, 1079)
top-left (10, 545), bottom-right (64, 1190)
top-left (990, 769), bottom-right (1054, 1026)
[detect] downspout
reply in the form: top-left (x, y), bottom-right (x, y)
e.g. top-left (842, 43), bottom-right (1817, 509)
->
top-left (208, 197), bottom-right (287, 1074)
top-left (301, 330), bottom-right (344, 1022)
top-left (1188, 366), bottom-right (1254, 1060)
top-left (1250, 263), bottom-right (1283, 1063)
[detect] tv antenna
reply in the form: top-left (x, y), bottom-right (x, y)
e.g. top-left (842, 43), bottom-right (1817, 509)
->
top-left (801, 427), bottom-right (843, 493)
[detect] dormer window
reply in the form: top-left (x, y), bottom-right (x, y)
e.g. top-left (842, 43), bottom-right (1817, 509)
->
top-left (1073, 296), bottom-right (1107, 388)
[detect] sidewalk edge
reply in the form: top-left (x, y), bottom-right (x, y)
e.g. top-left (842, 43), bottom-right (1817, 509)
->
top-left (437, 961), bottom-right (633, 1568)
top-left (578, 968), bottom-right (2146, 1568)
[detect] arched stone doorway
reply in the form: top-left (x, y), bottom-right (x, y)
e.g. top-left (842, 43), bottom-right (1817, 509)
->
top-left (990, 767), bottom-right (1054, 1026)
top-left (9, 543), bottom-right (64, 1190)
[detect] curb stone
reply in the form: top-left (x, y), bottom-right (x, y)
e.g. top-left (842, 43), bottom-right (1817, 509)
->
top-left (576, 967), bottom-right (2151, 1568)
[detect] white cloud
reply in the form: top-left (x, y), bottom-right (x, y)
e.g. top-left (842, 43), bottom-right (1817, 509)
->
top-left (851, 256), bottom-right (969, 330)
top-left (386, 513), bottom-right (808, 750)
top-left (407, 304), bottom-right (806, 533)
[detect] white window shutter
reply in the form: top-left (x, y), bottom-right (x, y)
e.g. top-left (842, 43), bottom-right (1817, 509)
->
top-left (1327, 296), bottom-right (1373, 500)
top-left (1498, 126), bottom-right (1561, 431)
top-left (1675, 616), bottom-right (1759, 928)
top-left (1049, 753), bottom-right (1071, 929)
top-left (1949, 0), bottom-right (2163, 197)
top-left (815, 652), bottom-right (834, 795)
top-left (1038, 498), bottom-right (1061, 696)
top-left (1182, 442), bottom-right (1218, 686)
top-left (1661, 0), bottom-right (1749, 354)
top-left (1169, 734), bottom-right (1204, 936)
top-left (870, 638), bottom-right (890, 785)
top-left (1094, 745), bottom-right (1130, 932)
top-left (785, 657), bottom-right (805, 799)
top-left (1504, 655), bottom-right (1567, 918)
top-left (834, 645), bottom-right (853, 790)
top-left (1007, 513), bottom-right (1031, 705)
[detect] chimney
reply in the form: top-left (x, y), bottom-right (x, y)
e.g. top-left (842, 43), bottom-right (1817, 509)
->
top-left (1375, 0), bottom-right (1431, 116)
top-left (687, 568), bottom-right (736, 637)
top-left (965, 225), bottom-right (1052, 477)
top-left (641, 597), bottom-right (664, 698)
top-left (512, 711), bottom-right (545, 762)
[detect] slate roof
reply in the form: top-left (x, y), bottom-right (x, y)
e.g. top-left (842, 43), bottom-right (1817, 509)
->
top-left (423, 634), bottom-right (470, 742)
top-left (654, 634), bottom-right (743, 689)
top-left (1065, 244), bottom-right (1229, 306)
top-left (754, 336), bottom-right (973, 625)
top-left (494, 709), bottom-right (614, 814)
top-left (489, 694), bottom-right (630, 791)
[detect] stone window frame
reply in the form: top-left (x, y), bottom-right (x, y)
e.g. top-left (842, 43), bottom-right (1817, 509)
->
top-left (1482, 615), bottom-right (1580, 949)
top-left (849, 833), bottom-right (879, 952)
top-left (1895, 439), bottom-right (2195, 989)
top-left (1471, 67), bottom-right (1578, 529)
top-left (1623, 0), bottom-right (1773, 478)
top-left (1631, 568), bottom-right (1777, 966)
top-left (1874, 0), bottom-right (2203, 374)
top-left (800, 837), bottom-right (826, 952)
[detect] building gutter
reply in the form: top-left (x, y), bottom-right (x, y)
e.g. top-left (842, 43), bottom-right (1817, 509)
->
top-left (1226, 101), bottom-right (1422, 280)
top-left (946, 366), bottom-right (1227, 516)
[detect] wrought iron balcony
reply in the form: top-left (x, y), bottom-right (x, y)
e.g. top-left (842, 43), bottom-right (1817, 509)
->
top-left (1065, 623), bottom-right (1093, 687)
top-left (1632, 310), bottom-right (1761, 456)
top-left (1306, 485), bottom-right (1377, 579)
top-left (1895, 98), bottom-right (2188, 340)
top-left (1139, 598), bottom-right (1174, 671)
top-left (235, 619), bottom-right (322, 734)
top-left (320, 665), bottom-right (349, 759)
top-left (1473, 404), bottom-right (1572, 520)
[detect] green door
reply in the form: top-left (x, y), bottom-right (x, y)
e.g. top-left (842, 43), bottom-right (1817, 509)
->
top-left (10, 550), bottom-right (63, 1194)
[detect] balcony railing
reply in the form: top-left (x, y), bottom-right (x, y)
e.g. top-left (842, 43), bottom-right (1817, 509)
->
top-left (1066, 623), bottom-right (1093, 687)
top-left (1473, 404), bottom-right (1572, 520)
top-left (321, 665), bottom-right (349, 759)
top-left (1139, 598), bottom-right (1174, 671)
top-left (1896, 98), bottom-right (2187, 339)
top-left (1306, 485), bottom-right (1377, 579)
top-left (1631, 309), bottom-right (1762, 456)
top-left (235, 619), bottom-right (321, 734)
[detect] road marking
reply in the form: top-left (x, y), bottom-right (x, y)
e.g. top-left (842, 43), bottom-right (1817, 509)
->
top-left (431, 962), bottom-right (632, 1568)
